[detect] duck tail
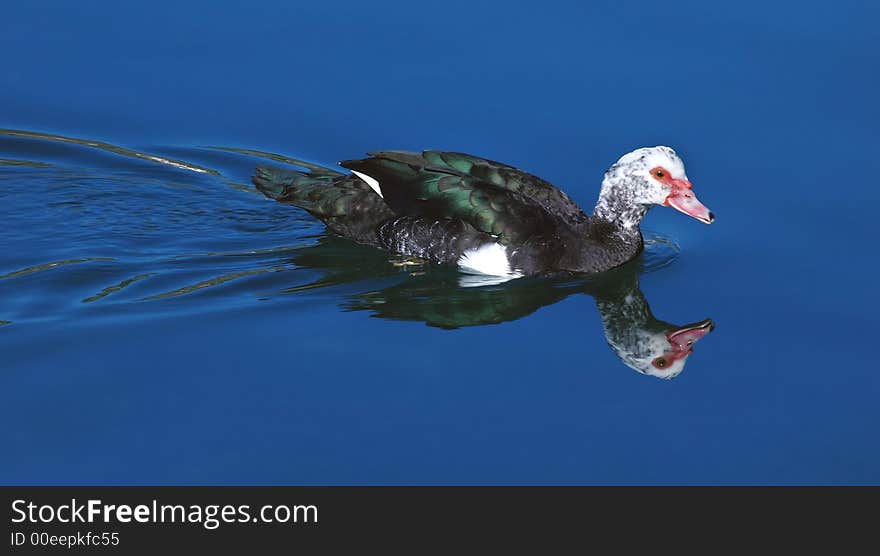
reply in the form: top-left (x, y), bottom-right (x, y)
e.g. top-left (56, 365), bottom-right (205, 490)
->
top-left (252, 165), bottom-right (323, 201)
top-left (253, 164), bottom-right (385, 221)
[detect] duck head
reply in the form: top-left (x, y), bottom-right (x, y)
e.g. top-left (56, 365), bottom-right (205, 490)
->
top-left (594, 146), bottom-right (714, 229)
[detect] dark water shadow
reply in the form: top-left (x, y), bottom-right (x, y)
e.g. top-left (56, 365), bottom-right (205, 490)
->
top-left (277, 236), bottom-right (715, 379)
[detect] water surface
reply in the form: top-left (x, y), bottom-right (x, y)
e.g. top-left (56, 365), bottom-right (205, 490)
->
top-left (1, 0), bottom-right (878, 484)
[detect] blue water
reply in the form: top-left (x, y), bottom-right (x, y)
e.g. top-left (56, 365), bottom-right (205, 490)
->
top-left (2, 1), bottom-right (878, 484)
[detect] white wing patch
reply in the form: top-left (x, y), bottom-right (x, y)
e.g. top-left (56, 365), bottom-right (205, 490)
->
top-left (457, 243), bottom-right (522, 280)
top-left (351, 170), bottom-right (383, 198)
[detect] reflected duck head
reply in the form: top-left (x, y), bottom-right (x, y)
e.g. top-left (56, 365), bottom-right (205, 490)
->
top-left (611, 318), bottom-right (714, 379)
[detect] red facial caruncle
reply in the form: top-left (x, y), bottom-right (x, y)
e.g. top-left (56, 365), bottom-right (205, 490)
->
top-left (650, 166), bottom-right (714, 224)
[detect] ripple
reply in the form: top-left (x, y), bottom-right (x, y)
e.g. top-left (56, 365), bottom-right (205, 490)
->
top-left (0, 258), bottom-right (115, 280)
top-left (203, 146), bottom-right (343, 175)
top-left (82, 273), bottom-right (154, 303)
top-left (0, 158), bottom-right (54, 168)
top-left (641, 232), bottom-right (681, 272)
top-left (168, 243), bottom-right (312, 262)
top-left (0, 128), bottom-right (218, 175)
top-left (141, 266), bottom-right (287, 301)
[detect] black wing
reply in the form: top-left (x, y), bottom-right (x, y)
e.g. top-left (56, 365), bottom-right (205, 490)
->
top-left (339, 153), bottom-right (566, 245)
top-left (355, 150), bottom-right (589, 228)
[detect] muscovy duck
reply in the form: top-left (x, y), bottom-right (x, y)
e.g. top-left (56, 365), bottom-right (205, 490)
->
top-left (253, 146), bottom-right (713, 277)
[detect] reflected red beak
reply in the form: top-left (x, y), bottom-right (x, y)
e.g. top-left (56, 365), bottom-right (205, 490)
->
top-left (664, 179), bottom-right (714, 224)
top-left (666, 318), bottom-right (714, 351)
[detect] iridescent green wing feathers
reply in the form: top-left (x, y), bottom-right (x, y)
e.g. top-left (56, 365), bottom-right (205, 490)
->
top-left (339, 155), bottom-right (560, 244)
top-left (361, 150), bottom-right (589, 228)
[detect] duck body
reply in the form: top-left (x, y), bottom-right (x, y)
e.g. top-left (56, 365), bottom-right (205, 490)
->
top-left (253, 147), bottom-right (712, 278)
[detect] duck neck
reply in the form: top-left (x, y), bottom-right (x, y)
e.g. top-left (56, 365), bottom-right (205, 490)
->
top-left (592, 177), bottom-right (649, 238)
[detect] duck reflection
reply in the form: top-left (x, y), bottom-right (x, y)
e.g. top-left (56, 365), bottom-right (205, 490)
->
top-left (589, 270), bottom-right (714, 379)
top-left (284, 236), bottom-right (714, 379)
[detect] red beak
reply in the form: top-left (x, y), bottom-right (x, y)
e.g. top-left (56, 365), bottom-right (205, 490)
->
top-left (664, 179), bottom-right (714, 224)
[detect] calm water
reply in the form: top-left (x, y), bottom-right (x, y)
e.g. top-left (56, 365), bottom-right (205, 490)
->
top-left (2, 1), bottom-right (878, 484)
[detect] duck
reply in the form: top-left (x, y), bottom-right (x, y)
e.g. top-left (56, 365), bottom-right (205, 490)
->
top-left (253, 146), bottom-right (713, 278)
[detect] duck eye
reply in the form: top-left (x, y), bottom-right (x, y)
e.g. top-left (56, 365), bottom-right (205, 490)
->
top-left (654, 169), bottom-right (665, 178)
top-left (653, 357), bottom-right (667, 368)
